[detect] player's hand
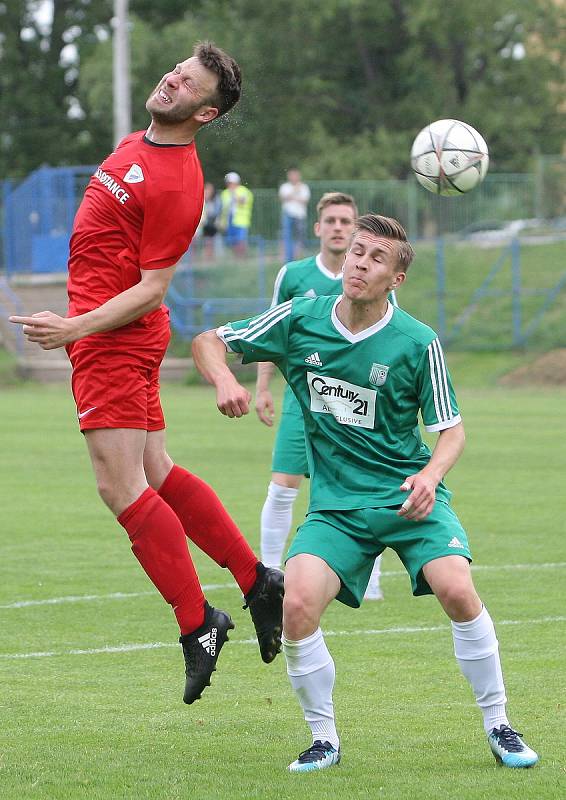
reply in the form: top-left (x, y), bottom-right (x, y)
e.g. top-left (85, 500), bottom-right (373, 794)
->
top-left (9, 311), bottom-right (79, 350)
top-left (397, 472), bottom-right (437, 521)
top-left (216, 378), bottom-right (251, 418)
top-left (255, 390), bottom-right (275, 426)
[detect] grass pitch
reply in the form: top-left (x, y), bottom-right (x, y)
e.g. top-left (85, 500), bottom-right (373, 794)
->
top-left (1, 374), bottom-right (565, 800)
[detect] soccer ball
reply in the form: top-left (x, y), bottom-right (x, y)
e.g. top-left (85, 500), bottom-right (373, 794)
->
top-left (410, 119), bottom-right (489, 196)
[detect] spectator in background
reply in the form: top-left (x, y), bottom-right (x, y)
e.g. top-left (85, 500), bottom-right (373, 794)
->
top-left (279, 168), bottom-right (311, 263)
top-left (219, 171), bottom-right (254, 256)
top-left (201, 182), bottom-right (222, 260)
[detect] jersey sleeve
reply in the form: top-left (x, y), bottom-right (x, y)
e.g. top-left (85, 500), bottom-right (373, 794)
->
top-left (140, 190), bottom-right (203, 270)
top-left (417, 338), bottom-right (462, 432)
top-left (216, 300), bottom-right (292, 365)
top-left (271, 266), bottom-right (290, 306)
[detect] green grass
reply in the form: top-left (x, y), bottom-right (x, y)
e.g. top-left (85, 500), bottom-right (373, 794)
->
top-left (0, 347), bottom-right (19, 385)
top-left (1, 376), bottom-right (565, 800)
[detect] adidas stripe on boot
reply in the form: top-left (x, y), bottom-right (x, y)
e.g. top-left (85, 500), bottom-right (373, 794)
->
top-left (179, 602), bottom-right (234, 704)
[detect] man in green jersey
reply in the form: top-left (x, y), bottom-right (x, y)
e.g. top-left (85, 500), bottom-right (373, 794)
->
top-left (256, 192), bottom-right (385, 600)
top-left (192, 214), bottom-right (538, 772)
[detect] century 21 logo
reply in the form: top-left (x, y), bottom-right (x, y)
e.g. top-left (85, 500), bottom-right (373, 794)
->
top-left (307, 372), bottom-right (376, 429)
top-left (310, 376), bottom-right (368, 415)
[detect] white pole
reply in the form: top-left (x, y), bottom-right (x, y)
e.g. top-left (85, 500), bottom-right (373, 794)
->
top-left (112, 0), bottom-right (131, 148)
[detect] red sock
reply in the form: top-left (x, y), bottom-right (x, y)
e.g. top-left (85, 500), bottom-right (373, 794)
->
top-left (117, 487), bottom-right (205, 635)
top-left (158, 465), bottom-right (258, 596)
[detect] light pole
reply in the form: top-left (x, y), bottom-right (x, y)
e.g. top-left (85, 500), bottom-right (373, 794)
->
top-left (112, 0), bottom-right (131, 147)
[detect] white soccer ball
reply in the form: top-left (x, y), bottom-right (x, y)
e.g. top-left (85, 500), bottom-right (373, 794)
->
top-left (410, 119), bottom-right (489, 196)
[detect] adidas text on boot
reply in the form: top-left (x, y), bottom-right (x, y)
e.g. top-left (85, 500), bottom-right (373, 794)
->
top-left (179, 602), bottom-right (234, 704)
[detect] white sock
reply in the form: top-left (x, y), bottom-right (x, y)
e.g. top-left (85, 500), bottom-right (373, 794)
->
top-left (260, 481), bottom-right (299, 568)
top-left (452, 606), bottom-right (509, 733)
top-left (365, 554), bottom-right (383, 597)
top-left (282, 628), bottom-right (339, 749)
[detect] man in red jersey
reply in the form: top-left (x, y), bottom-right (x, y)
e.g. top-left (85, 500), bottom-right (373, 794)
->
top-left (10, 41), bottom-right (284, 705)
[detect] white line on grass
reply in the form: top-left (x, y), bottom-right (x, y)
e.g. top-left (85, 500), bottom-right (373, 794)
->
top-left (0, 583), bottom-right (236, 609)
top-left (1, 616), bottom-right (565, 661)
top-left (1, 561), bottom-right (564, 611)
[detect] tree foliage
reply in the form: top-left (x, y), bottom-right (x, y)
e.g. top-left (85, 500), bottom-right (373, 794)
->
top-left (0, 0), bottom-right (112, 176)
top-left (1, 0), bottom-right (563, 182)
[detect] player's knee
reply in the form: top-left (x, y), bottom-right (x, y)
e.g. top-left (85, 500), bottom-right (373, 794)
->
top-left (436, 581), bottom-right (480, 620)
top-left (95, 478), bottom-right (121, 514)
top-left (144, 452), bottom-right (173, 490)
top-left (95, 475), bottom-right (138, 516)
top-left (283, 586), bottom-right (321, 638)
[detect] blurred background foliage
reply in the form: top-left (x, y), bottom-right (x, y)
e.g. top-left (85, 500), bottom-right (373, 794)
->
top-left (0, 0), bottom-right (564, 185)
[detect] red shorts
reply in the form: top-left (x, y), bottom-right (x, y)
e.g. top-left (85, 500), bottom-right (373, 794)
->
top-left (67, 321), bottom-right (171, 432)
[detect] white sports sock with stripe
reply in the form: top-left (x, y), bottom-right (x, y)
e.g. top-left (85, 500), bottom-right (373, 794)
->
top-left (260, 481), bottom-right (299, 568)
top-left (283, 628), bottom-right (339, 749)
top-left (452, 606), bottom-right (509, 733)
top-left (364, 554), bottom-right (383, 599)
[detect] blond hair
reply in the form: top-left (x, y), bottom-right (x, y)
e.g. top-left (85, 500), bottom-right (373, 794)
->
top-left (355, 213), bottom-right (415, 271)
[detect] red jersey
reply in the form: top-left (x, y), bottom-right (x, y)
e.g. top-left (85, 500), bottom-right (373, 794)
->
top-left (67, 131), bottom-right (204, 334)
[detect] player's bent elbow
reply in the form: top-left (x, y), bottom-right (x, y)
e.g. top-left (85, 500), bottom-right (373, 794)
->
top-left (151, 285), bottom-right (169, 308)
top-left (191, 330), bottom-right (206, 355)
top-left (191, 329), bottom-right (215, 359)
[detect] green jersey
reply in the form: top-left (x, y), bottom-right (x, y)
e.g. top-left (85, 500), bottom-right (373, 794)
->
top-left (272, 254), bottom-right (343, 305)
top-left (218, 295), bottom-right (461, 512)
top-left (271, 255), bottom-right (397, 414)
top-left (272, 255), bottom-right (343, 414)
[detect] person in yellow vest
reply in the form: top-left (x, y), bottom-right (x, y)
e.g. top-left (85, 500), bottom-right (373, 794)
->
top-left (219, 171), bottom-right (254, 256)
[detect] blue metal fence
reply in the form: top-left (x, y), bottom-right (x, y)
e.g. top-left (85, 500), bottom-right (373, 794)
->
top-left (3, 165), bottom-right (95, 274)
top-left (1, 164), bottom-right (564, 351)
top-left (2, 165), bottom-right (539, 275)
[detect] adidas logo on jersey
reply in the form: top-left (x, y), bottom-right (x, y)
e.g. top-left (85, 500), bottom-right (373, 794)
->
top-left (305, 352), bottom-right (323, 367)
top-left (303, 288), bottom-right (317, 298)
top-left (124, 163), bottom-right (144, 183)
top-left (198, 627), bottom-right (218, 656)
top-left (448, 536), bottom-right (464, 548)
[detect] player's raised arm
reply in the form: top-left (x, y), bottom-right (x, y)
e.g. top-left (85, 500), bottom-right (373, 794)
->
top-left (191, 329), bottom-right (251, 418)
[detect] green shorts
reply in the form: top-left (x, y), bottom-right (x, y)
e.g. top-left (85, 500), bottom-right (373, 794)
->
top-left (272, 402), bottom-right (309, 476)
top-left (286, 502), bottom-right (472, 607)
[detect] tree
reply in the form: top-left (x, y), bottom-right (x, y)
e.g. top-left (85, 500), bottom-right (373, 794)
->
top-left (0, 0), bottom-right (113, 178)
top-left (3, 0), bottom-right (563, 181)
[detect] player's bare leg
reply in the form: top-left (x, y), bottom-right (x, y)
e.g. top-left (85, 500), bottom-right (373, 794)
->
top-left (283, 554), bottom-right (342, 772)
top-left (144, 429), bottom-right (284, 663)
top-left (85, 428), bottom-right (233, 704)
top-left (260, 472), bottom-right (302, 569)
top-left (85, 427), bottom-right (150, 515)
top-left (424, 555), bottom-right (538, 767)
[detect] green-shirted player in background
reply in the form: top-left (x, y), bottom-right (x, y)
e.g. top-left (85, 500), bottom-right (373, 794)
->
top-left (192, 213), bottom-right (538, 773)
top-left (256, 192), bottom-right (388, 600)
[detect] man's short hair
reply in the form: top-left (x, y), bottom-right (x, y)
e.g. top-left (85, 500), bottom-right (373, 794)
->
top-left (194, 41), bottom-right (242, 118)
top-left (316, 192), bottom-right (358, 219)
top-left (355, 213), bottom-right (415, 271)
